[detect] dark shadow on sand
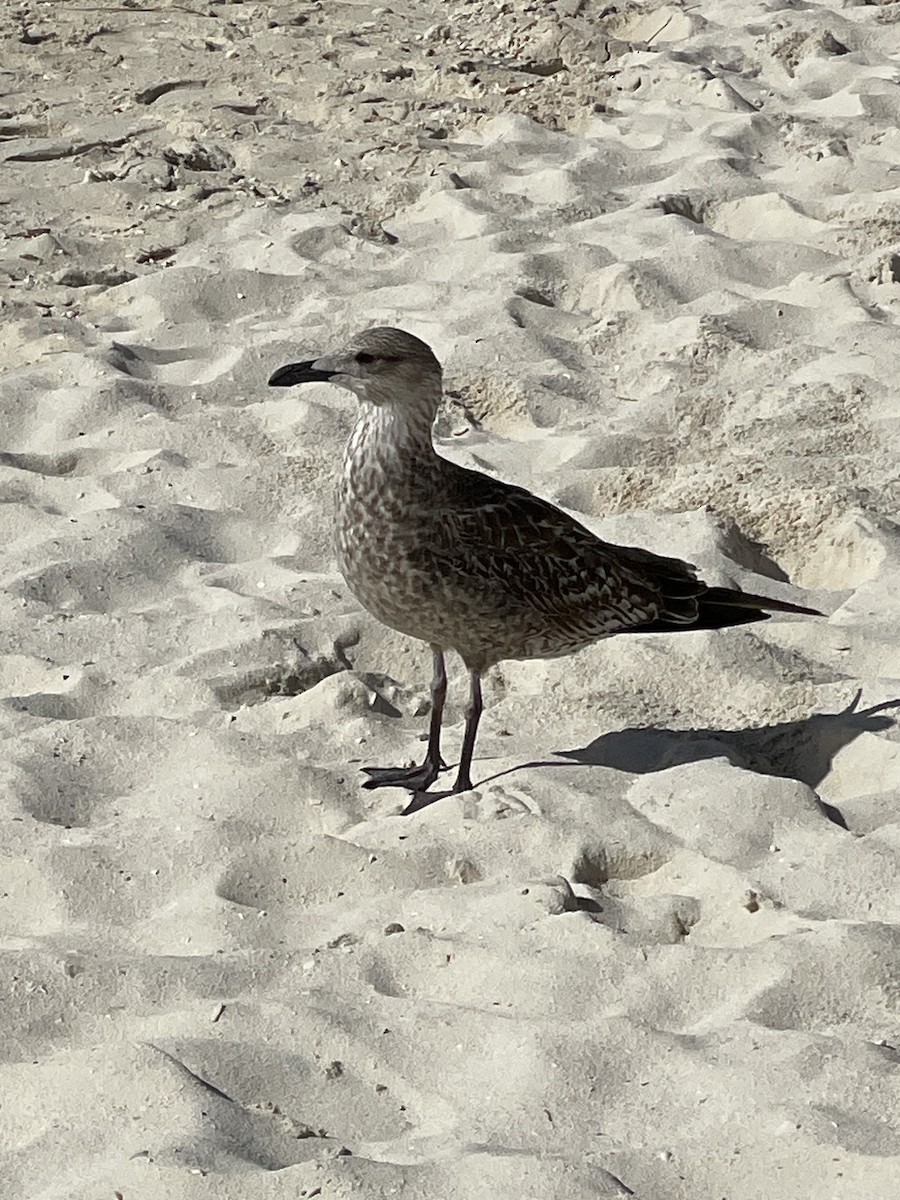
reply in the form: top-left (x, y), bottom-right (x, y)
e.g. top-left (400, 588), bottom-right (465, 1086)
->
top-left (478, 692), bottom-right (900, 832)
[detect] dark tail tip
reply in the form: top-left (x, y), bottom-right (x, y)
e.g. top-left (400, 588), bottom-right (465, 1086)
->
top-left (703, 586), bottom-right (824, 619)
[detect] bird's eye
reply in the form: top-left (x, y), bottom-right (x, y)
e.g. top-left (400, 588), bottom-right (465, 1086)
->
top-left (355, 351), bottom-right (376, 364)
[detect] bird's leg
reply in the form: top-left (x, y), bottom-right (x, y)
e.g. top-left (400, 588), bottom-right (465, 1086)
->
top-left (424, 647), bottom-right (449, 770)
top-left (452, 668), bottom-right (482, 793)
top-left (361, 647), bottom-right (447, 791)
top-left (401, 668), bottom-right (482, 815)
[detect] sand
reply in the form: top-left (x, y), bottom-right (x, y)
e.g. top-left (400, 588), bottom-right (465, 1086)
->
top-left (2, 0), bottom-right (900, 1197)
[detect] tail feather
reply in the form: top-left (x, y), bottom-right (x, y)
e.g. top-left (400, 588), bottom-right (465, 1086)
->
top-left (622, 583), bottom-right (823, 635)
top-left (611, 542), bottom-right (823, 634)
top-left (702, 586), bottom-right (823, 618)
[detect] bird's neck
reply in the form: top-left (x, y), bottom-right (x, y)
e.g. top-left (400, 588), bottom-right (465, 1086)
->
top-left (343, 399), bottom-right (438, 479)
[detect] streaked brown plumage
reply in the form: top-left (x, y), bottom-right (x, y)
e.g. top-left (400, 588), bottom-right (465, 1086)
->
top-left (269, 326), bottom-right (822, 812)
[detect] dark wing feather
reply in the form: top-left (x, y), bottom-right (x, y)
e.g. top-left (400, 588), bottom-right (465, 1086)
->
top-left (428, 459), bottom-right (821, 634)
top-left (429, 461), bottom-right (704, 632)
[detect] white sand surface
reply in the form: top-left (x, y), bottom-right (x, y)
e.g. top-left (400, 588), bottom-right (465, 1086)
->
top-left (2, 0), bottom-right (900, 1197)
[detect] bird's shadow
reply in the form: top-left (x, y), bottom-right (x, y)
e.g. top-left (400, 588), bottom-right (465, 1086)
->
top-left (481, 692), bottom-right (900, 832)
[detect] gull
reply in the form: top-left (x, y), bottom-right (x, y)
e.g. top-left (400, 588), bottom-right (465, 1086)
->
top-left (269, 326), bottom-right (822, 813)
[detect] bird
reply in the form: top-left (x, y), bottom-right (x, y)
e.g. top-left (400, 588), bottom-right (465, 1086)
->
top-left (269, 326), bottom-right (822, 813)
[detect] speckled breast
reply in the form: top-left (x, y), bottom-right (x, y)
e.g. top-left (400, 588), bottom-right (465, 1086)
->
top-left (334, 473), bottom-right (462, 649)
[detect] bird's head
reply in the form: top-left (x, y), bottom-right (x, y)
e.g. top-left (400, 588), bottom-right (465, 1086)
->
top-left (268, 327), bottom-right (443, 415)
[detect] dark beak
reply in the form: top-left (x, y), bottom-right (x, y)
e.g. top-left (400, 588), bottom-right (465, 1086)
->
top-left (268, 360), bottom-right (334, 387)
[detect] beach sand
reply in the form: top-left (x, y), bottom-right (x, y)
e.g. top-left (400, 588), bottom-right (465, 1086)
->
top-left (2, 1), bottom-right (900, 1196)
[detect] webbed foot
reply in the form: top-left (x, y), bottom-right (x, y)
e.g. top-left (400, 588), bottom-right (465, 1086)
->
top-left (361, 758), bottom-right (444, 792)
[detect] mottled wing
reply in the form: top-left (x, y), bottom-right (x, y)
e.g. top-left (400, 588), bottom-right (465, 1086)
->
top-left (426, 462), bottom-right (704, 634)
